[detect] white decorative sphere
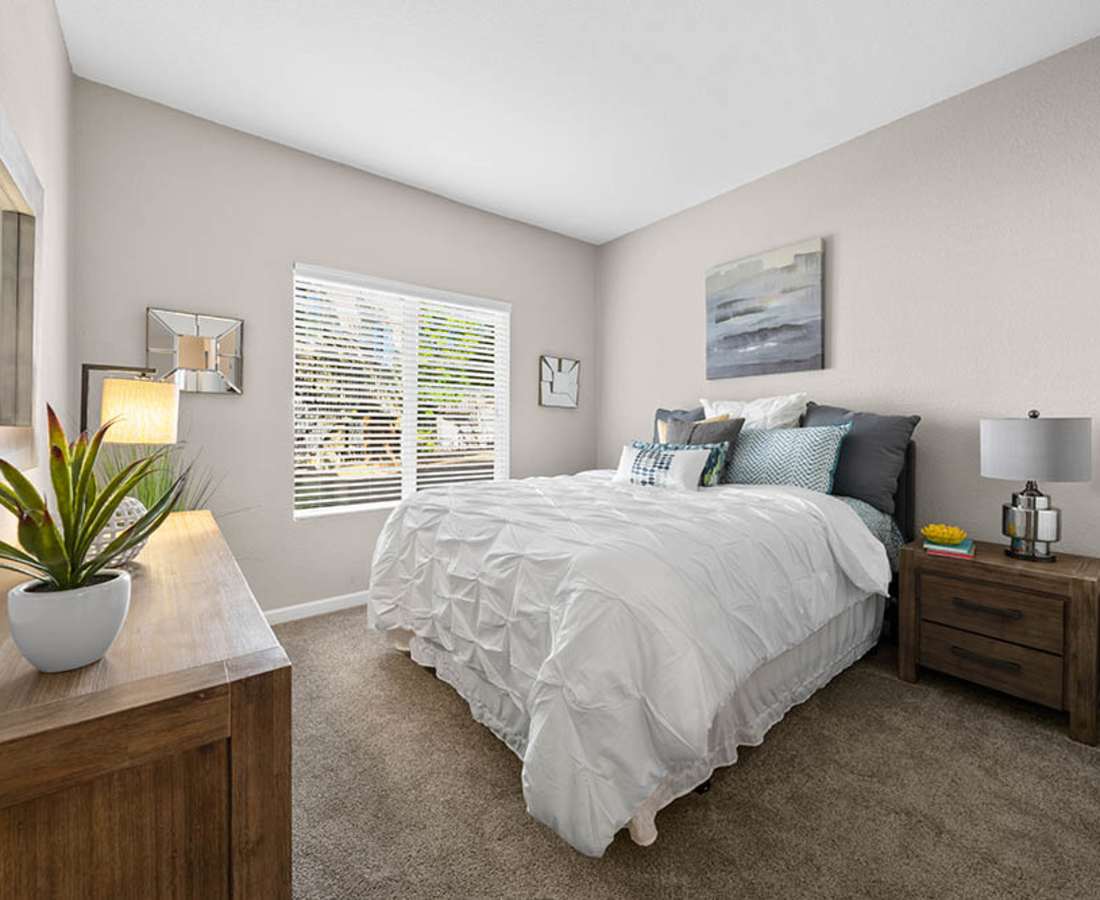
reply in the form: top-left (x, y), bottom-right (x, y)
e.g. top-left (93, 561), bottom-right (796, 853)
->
top-left (89, 496), bottom-right (149, 566)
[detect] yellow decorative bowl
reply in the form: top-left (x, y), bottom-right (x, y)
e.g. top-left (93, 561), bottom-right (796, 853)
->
top-left (921, 523), bottom-right (968, 546)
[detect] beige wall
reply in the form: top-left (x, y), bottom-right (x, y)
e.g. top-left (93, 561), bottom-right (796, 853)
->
top-left (595, 39), bottom-right (1100, 554)
top-left (70, 36), bottom-right (1100, 608)
top-left (72, 79), bottom-right (599, 611)
top-left (0, 0), bottom-right (73, 555)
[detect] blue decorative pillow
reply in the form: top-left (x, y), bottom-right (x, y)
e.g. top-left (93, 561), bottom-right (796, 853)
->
top-left (631, 440), bottom-right (728, 487)
top-left (725, 424), bottom-right (851, 493)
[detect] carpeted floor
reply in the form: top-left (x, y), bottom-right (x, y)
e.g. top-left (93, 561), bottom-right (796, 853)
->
top-left (275, 608), bottom-right (1100, 899)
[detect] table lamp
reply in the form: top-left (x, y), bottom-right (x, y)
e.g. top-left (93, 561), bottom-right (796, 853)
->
top-left (80, 363), bottom-right (179, 444)
top-left (980, 410), bottom-right (1092, 562)
top-left (100, 377), bottom-right (179, 444)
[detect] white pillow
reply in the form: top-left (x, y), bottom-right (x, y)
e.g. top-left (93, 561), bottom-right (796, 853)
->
top-left (613, 443), bottom-right (712, 491)
top-left (700, 392), bottom-right (808, 430)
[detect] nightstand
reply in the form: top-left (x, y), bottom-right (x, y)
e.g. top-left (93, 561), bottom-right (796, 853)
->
top-left (898, 540), bottom-right (1099, 744)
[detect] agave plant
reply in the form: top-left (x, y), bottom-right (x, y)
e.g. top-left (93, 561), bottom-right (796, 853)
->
top-left (0, 405), bottom-right (187, 591)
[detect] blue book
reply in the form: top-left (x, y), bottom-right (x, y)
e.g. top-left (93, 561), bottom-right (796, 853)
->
top-left (924, 538), bottom-right (974, 556)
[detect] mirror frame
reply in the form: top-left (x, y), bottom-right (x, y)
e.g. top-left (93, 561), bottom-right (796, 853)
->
top-left (0, 101), bottom-right (44, 469)
top-left (146, 307), bottom-right (244, 394)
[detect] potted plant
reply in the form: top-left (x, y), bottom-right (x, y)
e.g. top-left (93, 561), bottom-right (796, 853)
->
top-left (0, 406), bottom-right (185, 672)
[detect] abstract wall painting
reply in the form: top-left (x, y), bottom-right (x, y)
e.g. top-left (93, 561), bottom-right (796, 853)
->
top-left (705, 238), bottom-right (824, 379)
top-left (539, 355), bottom-right (579, 408)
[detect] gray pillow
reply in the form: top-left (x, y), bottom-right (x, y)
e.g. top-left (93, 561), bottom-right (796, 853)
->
top-left (652, 407), bottom-right (704, 442)
top-left (666, 416), bottom-right (745, 448)
top-left (801, 401), bottom-right (920, 514)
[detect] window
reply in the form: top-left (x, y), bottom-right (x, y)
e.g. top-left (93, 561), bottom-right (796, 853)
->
top-left (292, 264), bottom-right (510, 517)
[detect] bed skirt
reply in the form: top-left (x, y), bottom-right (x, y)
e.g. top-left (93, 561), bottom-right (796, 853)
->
top-left (395, 593), bottom-right (884, 848)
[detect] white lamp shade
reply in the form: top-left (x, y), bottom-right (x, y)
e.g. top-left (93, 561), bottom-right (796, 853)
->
top-left (100, 378), bottom-right (179, 444)
top-left (980, 416), bottom-right (1092, 483)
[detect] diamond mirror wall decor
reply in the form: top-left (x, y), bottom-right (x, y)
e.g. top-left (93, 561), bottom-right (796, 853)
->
top-left (539, 355), bottom-right (579, 408)
top-left (147, 307), bottom-right (243, 394)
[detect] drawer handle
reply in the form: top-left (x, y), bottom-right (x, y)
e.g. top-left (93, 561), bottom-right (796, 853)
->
top-left (949, 645), bottom-right (1022, 673)
top-left (952, 597), bottom-right (1023, 621)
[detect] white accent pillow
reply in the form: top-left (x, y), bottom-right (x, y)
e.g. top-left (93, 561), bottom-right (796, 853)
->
top-left (700, 392), bottom-right (808, 430)
top-left (613, 443), bottom-right (713, 491)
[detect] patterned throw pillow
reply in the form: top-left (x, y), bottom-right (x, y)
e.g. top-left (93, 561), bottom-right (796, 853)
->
top-left (612, 442), bottom-right (720, 490)
top-left (631, 440), bottom-right (729, 487)
top-left (725, 424), bottom-right (851, 493)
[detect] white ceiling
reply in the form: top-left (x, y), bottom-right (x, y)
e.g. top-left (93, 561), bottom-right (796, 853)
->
top-left (56, 1), bottom-right (1100, 244)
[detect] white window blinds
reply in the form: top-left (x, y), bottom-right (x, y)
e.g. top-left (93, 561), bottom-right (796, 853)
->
top-left (293, 264), bottom-right (510, 517)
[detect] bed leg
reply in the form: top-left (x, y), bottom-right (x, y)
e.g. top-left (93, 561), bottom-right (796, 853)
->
top-left (627, 817), bottom-right (658, 847)
top-left (390, 629), bottom-right (414, 654)
top-left (693, 779), bottom-right (712, 795)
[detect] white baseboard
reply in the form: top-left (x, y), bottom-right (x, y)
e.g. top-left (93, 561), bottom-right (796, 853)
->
top-left (265, 590), bottom-right (369, 626)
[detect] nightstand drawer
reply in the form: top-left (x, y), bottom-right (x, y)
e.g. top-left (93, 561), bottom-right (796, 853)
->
top-left (920, 573), bottom-right (1063, 654)
top-left (919, 621), bottom-right (1063, 709)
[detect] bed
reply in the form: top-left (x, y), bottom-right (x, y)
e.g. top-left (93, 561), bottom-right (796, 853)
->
top-left (367, 443), bottom-right (915, 857)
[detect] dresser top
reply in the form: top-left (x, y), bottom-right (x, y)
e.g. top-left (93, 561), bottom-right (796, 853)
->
top-left (904, 539), bottom-right (1100, 585)
top-left (0, 511), bottom-right (287, 743)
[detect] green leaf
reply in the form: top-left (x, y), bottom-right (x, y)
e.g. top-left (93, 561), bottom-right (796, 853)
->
top-left (80, 471), bottom-right (186, 580)
top-left (49, 444), bottom-right (75, 554)
top-left (0, 539), bottom-right (49, 572)
top-left (74, 450), bottom-right (169, 562)
top-left (70, 431), bottom-right (89, 503)
top-left (17, 510), bottom-right (70, 586)
top-left (83, 471), bottom-right (96, 515)
top-left (0, 562), bottom-right (49, 582)
top-left (0, 459), bottom-right (46, 511)
top-left (72, 420), bottom-right (112, 528)
top-left (46, 405), bottom-right (70, 467)
top-left (0, 537), bottom-right (41, 562)
top-left (0, 484), bottom-right (22, 517)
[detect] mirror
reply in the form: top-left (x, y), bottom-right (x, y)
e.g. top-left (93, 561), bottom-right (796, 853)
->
top-left (0, 211), bottom-right (33, 425)
top-left (0, 103), bottom-right (43, 467)
top-left (147, 308), bottom-right (244, 394)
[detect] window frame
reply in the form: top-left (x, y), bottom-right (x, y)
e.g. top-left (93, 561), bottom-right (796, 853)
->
top-left (291, 262), bottom-right (511, 520)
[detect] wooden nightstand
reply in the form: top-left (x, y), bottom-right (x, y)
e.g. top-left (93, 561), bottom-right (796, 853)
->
top-left (899, 540), bottom-right (1099, 744)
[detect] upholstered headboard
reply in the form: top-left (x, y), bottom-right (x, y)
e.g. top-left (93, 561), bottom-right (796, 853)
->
top-left (893, 442), bottom-right (916, 543)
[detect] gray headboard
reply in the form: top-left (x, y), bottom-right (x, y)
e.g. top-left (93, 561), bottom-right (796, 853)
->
top-left (893, 442), bottom-right (916, 543)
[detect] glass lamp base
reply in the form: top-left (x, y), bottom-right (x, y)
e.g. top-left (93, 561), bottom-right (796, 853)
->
top-left (1002, 482), bottom-right (1061, 564)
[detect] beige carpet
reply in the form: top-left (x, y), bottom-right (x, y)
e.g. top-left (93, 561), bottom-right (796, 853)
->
top-left (275, 608), bottom-right (1100, 899)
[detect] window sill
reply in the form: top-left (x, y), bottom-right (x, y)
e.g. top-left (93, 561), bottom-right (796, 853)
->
top-left (293, 500), bottom-right (400, 521)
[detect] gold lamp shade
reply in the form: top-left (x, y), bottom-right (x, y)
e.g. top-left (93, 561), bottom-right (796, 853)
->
top-left (100, 378), bottom-right (179, 444)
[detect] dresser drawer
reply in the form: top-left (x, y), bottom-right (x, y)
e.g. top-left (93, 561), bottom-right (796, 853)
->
top-left (920, 573), bottom-right (1064, 654)
top-left (919, 621), bottom-right (1064, 709)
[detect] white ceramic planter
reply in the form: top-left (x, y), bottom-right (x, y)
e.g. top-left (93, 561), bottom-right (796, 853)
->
top-left (7, 570), bottom-right (131, 673)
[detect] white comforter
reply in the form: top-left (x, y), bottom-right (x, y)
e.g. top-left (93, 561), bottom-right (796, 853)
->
top-left (367, 470), bottom-right (890, 856)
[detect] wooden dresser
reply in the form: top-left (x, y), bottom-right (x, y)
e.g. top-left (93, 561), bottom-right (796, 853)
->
top-left (899, 540), bottom-right (1099, 744)
top-left (0, 511), bottom-right (291, 899)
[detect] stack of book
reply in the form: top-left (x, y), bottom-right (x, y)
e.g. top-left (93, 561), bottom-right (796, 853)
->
top-left (924, 538), bottom-right (975, 560)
